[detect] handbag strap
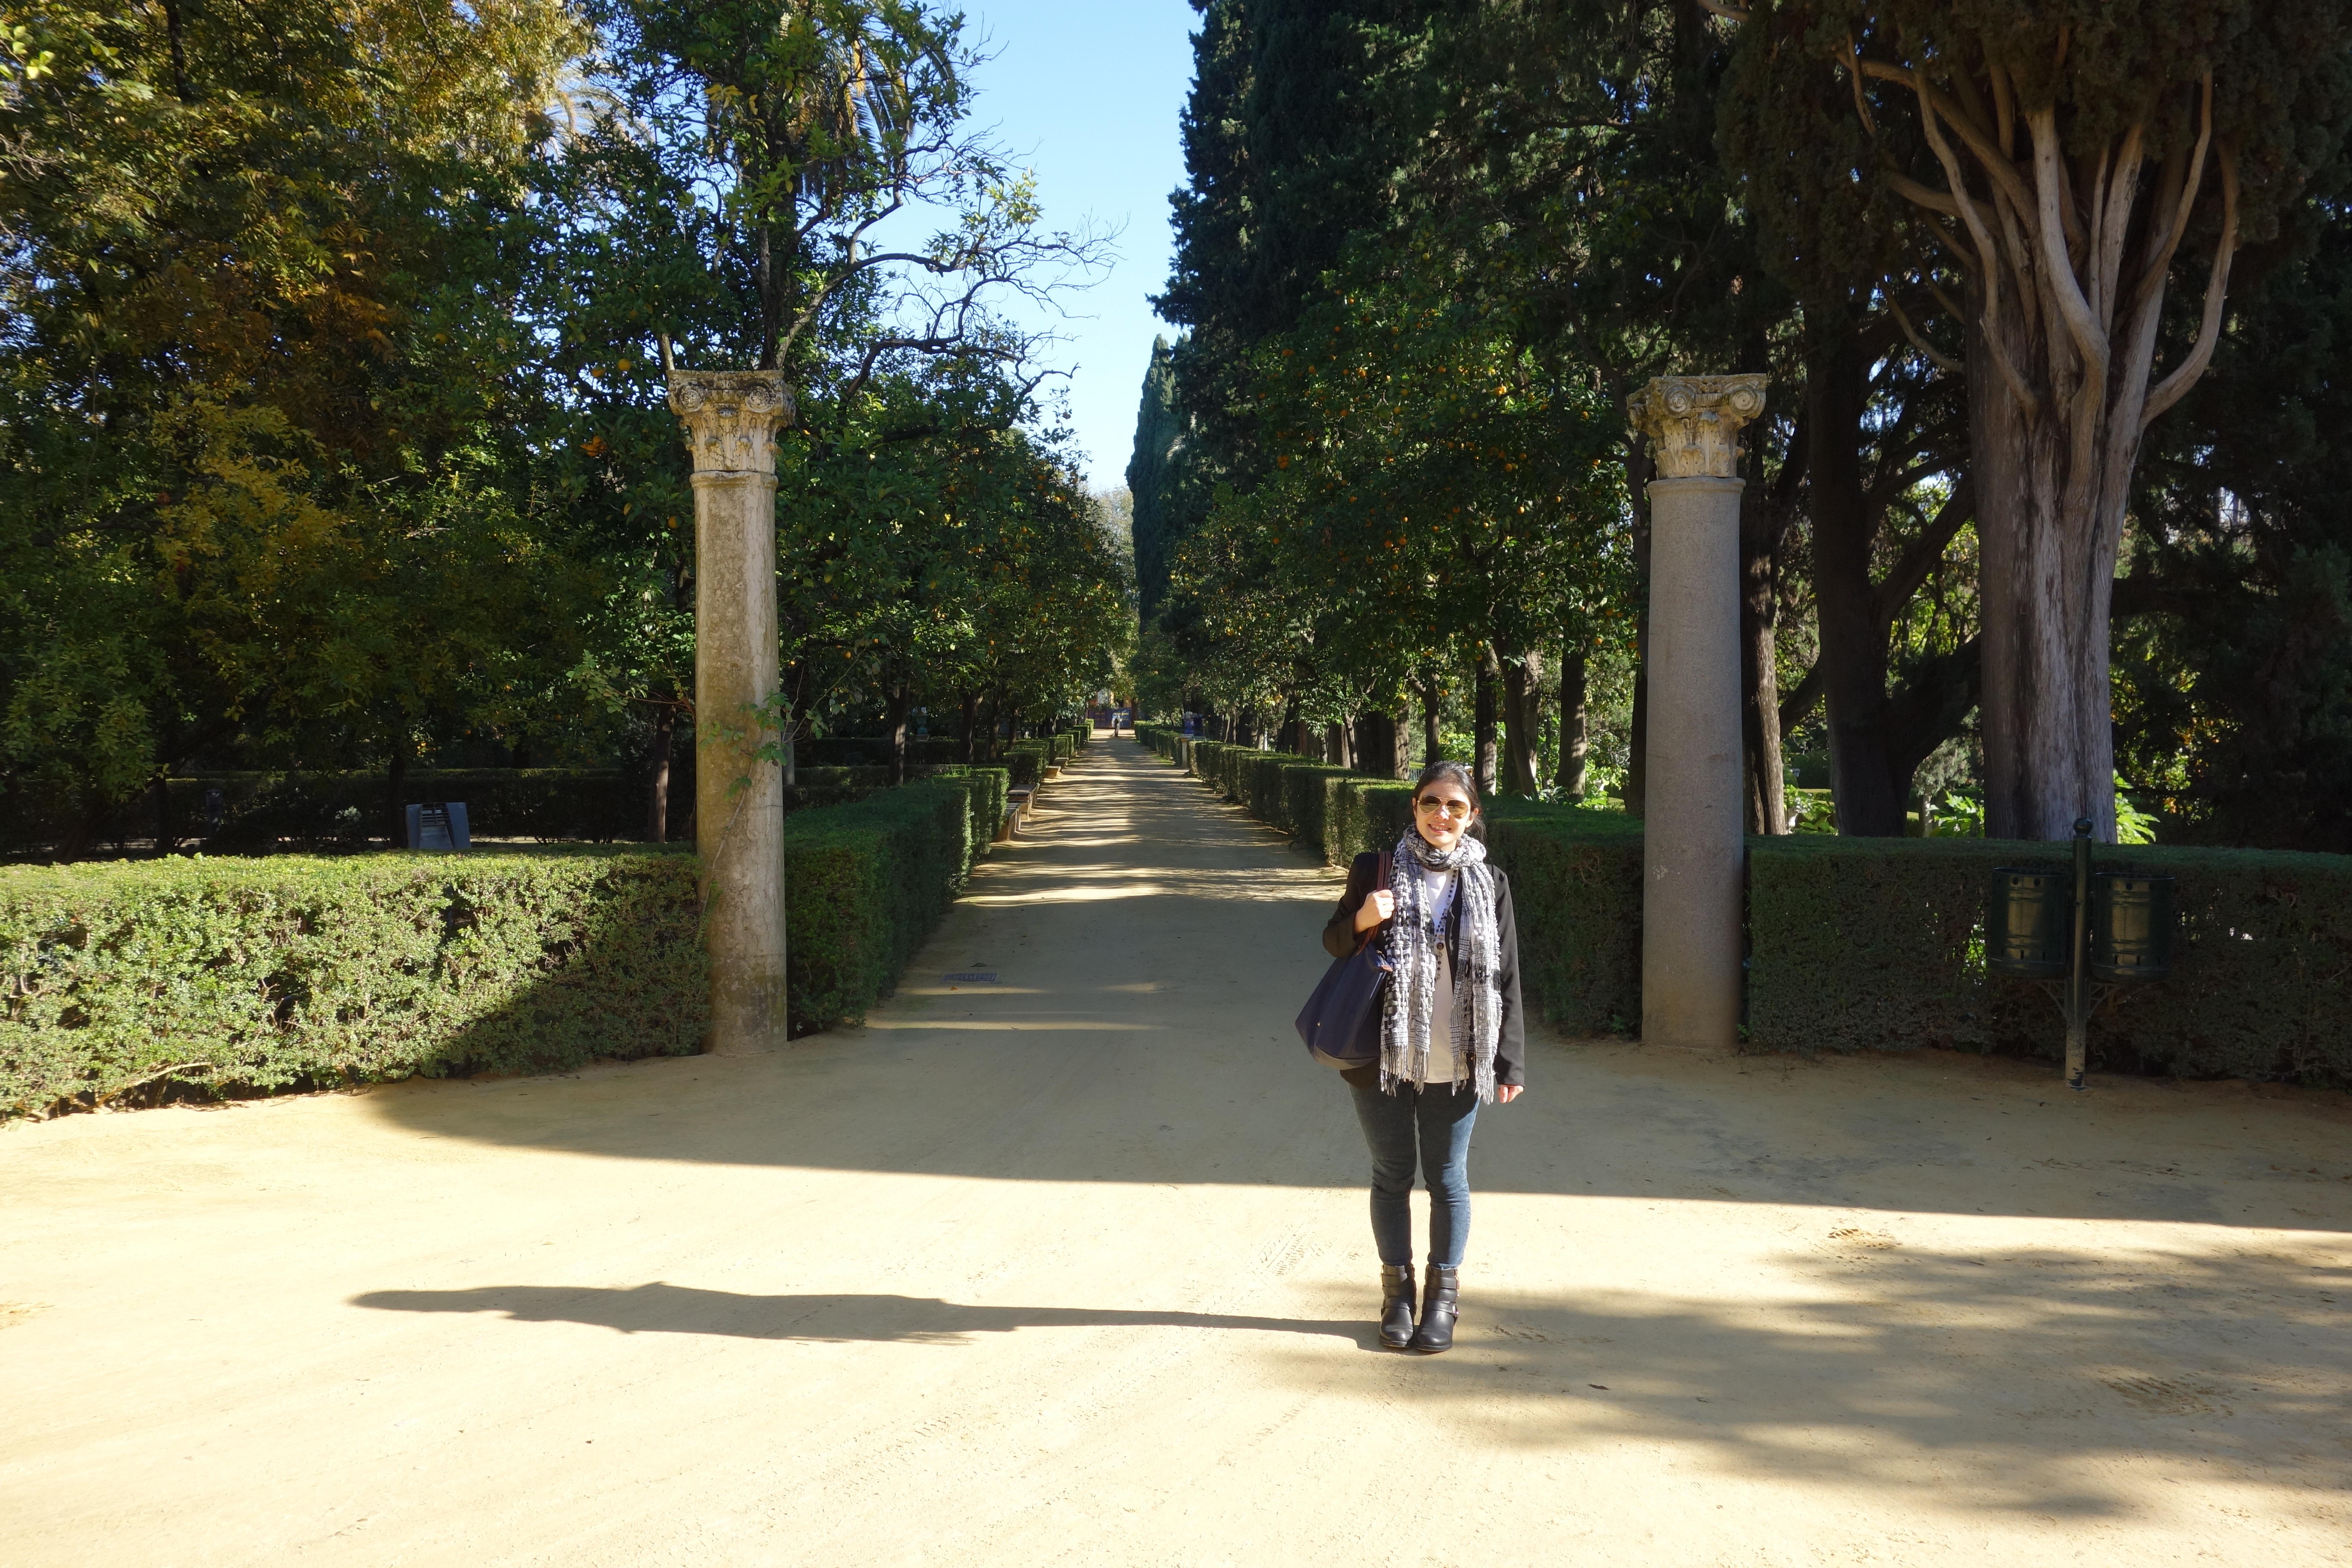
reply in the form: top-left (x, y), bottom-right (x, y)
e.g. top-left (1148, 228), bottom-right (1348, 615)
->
top-left (1354, 849), bottom-right (1395, 952)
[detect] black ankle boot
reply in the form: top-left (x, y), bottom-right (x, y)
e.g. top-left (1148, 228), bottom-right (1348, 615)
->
top-left (1378, 1265), bottom-right (1417, 1350)
top-left (1410, 1265), bottom-right (1459, 1354)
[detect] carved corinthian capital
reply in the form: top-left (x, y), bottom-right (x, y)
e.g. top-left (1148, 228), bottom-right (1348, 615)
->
top-left (667, 370), bottom-right (794, 476)
top-left (1627, 374), bottom-right (1768, 480)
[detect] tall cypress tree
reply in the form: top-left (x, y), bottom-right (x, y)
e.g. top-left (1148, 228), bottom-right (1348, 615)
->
top-left (1127, 337), bottom-right (1187, 618)
top-left (1154, 0), bottom-right (1428, 606)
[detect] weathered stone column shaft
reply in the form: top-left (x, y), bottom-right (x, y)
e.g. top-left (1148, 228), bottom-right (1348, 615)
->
top-left (1628, 374), bottom-right (1766, 1050)
top-left (669, 370), bottom-right (793, 1055)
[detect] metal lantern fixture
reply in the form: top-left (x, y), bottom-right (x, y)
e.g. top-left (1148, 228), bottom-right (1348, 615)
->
top-left (1988, 820), bottom-right (2178, 1092)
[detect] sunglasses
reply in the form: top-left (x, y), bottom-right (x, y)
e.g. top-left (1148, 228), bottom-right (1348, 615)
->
top-left (1414, 795), bottom-right (1473, 821)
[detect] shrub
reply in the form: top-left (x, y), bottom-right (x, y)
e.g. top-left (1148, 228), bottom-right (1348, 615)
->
top-left (1325, 777), bottom-right (1416, 864)
top-left (784, 776), bottom-right (988, 1033)
top-left (1482, 804), bottom-right (1645, 1036)
top-left (1, 848), bottom-right (707, 1117)
top-left (1747, 836), bottom-right (2352, 1084)
top-left (1002, 742), bottom-right (1050, 791)
top-left (932, 766), bottom-right (1010, 857)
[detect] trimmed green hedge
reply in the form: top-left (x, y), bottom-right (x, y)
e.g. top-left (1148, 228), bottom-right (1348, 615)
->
top-left (784, 774), bottom-right (998, 1033)
top-left (4, 769), bottom-right (1017, 1115)
top-left (1482, 804), bottom-right (1645, 1036)
top-left (4, 767), bottom-right (906, 860)
top-left (1, 848), bottom-right (707, 1117)
top-left (1747, 836), bottom-right (2352, 1082)
top-left (1002, 741), bottom-right (1051, 791)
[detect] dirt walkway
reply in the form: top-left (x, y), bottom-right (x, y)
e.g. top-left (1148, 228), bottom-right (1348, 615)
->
top-left (4, 738), bottom-right (2349, 1566)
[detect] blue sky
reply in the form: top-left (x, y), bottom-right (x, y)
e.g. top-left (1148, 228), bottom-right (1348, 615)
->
top-left (962, 1), bottom-right (1197, 488)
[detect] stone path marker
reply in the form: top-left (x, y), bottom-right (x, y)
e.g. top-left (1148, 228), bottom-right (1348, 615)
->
top-left (669, 368), bottom-right (793, 1054)
top-left (1629, 373), bottom-right (1767, 1050)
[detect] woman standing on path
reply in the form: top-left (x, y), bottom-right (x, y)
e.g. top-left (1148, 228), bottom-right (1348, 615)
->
top-left (1322, 759), bottom-right (1525, 1354)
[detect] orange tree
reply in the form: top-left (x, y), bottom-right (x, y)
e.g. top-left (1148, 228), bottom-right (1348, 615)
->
top-left (0, 0), bottom-right (592, 851)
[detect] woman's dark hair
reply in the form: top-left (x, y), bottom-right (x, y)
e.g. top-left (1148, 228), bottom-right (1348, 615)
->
top-left (1412, 757), bottom-right (1479, 808)
top-left (1411, 758), bottom-right (1485, 838)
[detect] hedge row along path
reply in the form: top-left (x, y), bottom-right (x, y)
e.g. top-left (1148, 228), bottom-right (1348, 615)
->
top-left (4, 736), bottom-right (2350, 1565)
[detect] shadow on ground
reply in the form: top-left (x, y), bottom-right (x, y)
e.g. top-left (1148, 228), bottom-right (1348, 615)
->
top-left (352, 1283), bottom-right (1367, 1345)
top-left (1250, 1239), bottom-right (2352, 1519)
top-left (348, 1242), bottom-right (2350, 1520)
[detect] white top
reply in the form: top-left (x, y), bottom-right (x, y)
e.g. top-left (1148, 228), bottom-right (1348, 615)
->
top-left (1412, 868), bottom-right (1465, 1087)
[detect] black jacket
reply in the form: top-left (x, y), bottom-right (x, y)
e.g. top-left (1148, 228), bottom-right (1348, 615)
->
top-left (1321, 849), bottom-right (1526, 1089)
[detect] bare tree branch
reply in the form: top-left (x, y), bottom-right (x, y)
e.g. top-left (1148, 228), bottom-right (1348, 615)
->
top-left (2028, 106), bottom-right (2110, 390)
top-left (1916, 89), bottom-right (2040, 420)
top-left (2142, 143), bottom-right (2240, 430)
top-left (1888, 295), bottom-right (1961, 373)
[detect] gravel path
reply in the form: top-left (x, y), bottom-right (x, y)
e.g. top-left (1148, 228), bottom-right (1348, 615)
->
top-left (3, 736), bottom-right (2348, 1565)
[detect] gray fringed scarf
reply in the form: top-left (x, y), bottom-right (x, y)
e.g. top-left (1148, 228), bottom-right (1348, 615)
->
top-left (1379, 828), bottom-right (1503, 1100)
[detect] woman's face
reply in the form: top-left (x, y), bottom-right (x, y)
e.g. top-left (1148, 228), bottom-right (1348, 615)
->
top-left (1413, 776), bottom-right (1476, 851)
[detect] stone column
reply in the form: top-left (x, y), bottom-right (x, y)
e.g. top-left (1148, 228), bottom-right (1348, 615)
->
top-left (1627, 374), bottom-right (1767, 1050)
top-left (669, 370), bottom-right (794, 1055)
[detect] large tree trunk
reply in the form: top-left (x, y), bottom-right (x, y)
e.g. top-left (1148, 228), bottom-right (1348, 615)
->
top-left (1418, 679), bottom-right (1442, 768)
top-left (958, 691), bottom-right (977, 765)
top-left (1555, 644), bottom-right (1590, 799)
top-left (1325, 721), bottom-right (1353, 769)
top-left (884, 680), bottom-right (912, 786)
top-left (1973, 284), bottom-right (2119, 842)
top-left (1740, 444), bottom-right (1788, 835)
top-left (1807, 332), bottom-right (1908, 836)
top-left (647, 697), bottom-right (675, 843)
top-left (1473, 647), bottom-right (1500, 800)
top-left (1500, 651), bottom-right (1542, 796)
top-left (151, 775), bottom-right (173, 858)
top-left (1278, 692), bottom-right (1305, 755)
top-left (1352, 710), bottom-right (1406, 778)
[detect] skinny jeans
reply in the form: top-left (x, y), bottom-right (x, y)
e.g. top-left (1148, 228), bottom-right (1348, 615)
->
top-left (1348, 1079), bottom-right (1479, 1268)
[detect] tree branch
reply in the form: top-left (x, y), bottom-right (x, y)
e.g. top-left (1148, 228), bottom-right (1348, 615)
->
top-left (2142, 143), bottom-right (2240, 431)
top-left (1874, 475), bottom-right (1974, 630)
top-left (1888, 296), bottom-right (1961, 373)
top-left (2094, 122), bottom-right (2146, 332)
top-left (2028, 106), bottom-right (2110, 386)
top-left (1778, 662), bottom-right (1825, 741)
top-left (1916, 91), bottom-right (2040, 420)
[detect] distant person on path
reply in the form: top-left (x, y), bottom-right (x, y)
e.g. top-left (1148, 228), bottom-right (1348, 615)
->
top-left (1321, 759), bottom-right (1525, 1354)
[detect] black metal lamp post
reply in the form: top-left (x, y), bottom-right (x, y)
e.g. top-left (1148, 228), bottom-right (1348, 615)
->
top-left (1989, 819), bottom-right (2175, 1092)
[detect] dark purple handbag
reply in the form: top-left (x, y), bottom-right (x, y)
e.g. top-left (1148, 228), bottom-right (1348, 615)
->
top-left (1295, 851), bottom-right (1393, 1070)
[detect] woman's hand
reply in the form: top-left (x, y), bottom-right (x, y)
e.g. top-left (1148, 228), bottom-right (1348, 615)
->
top-left (1495, 1084), bottom-right (1524, 1105)
top-left (1352, 888), bottom-right (1394, 933)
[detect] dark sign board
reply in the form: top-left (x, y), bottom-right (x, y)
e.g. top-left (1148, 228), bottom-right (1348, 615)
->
top-left (404, 802), bottom-right (472, 852)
